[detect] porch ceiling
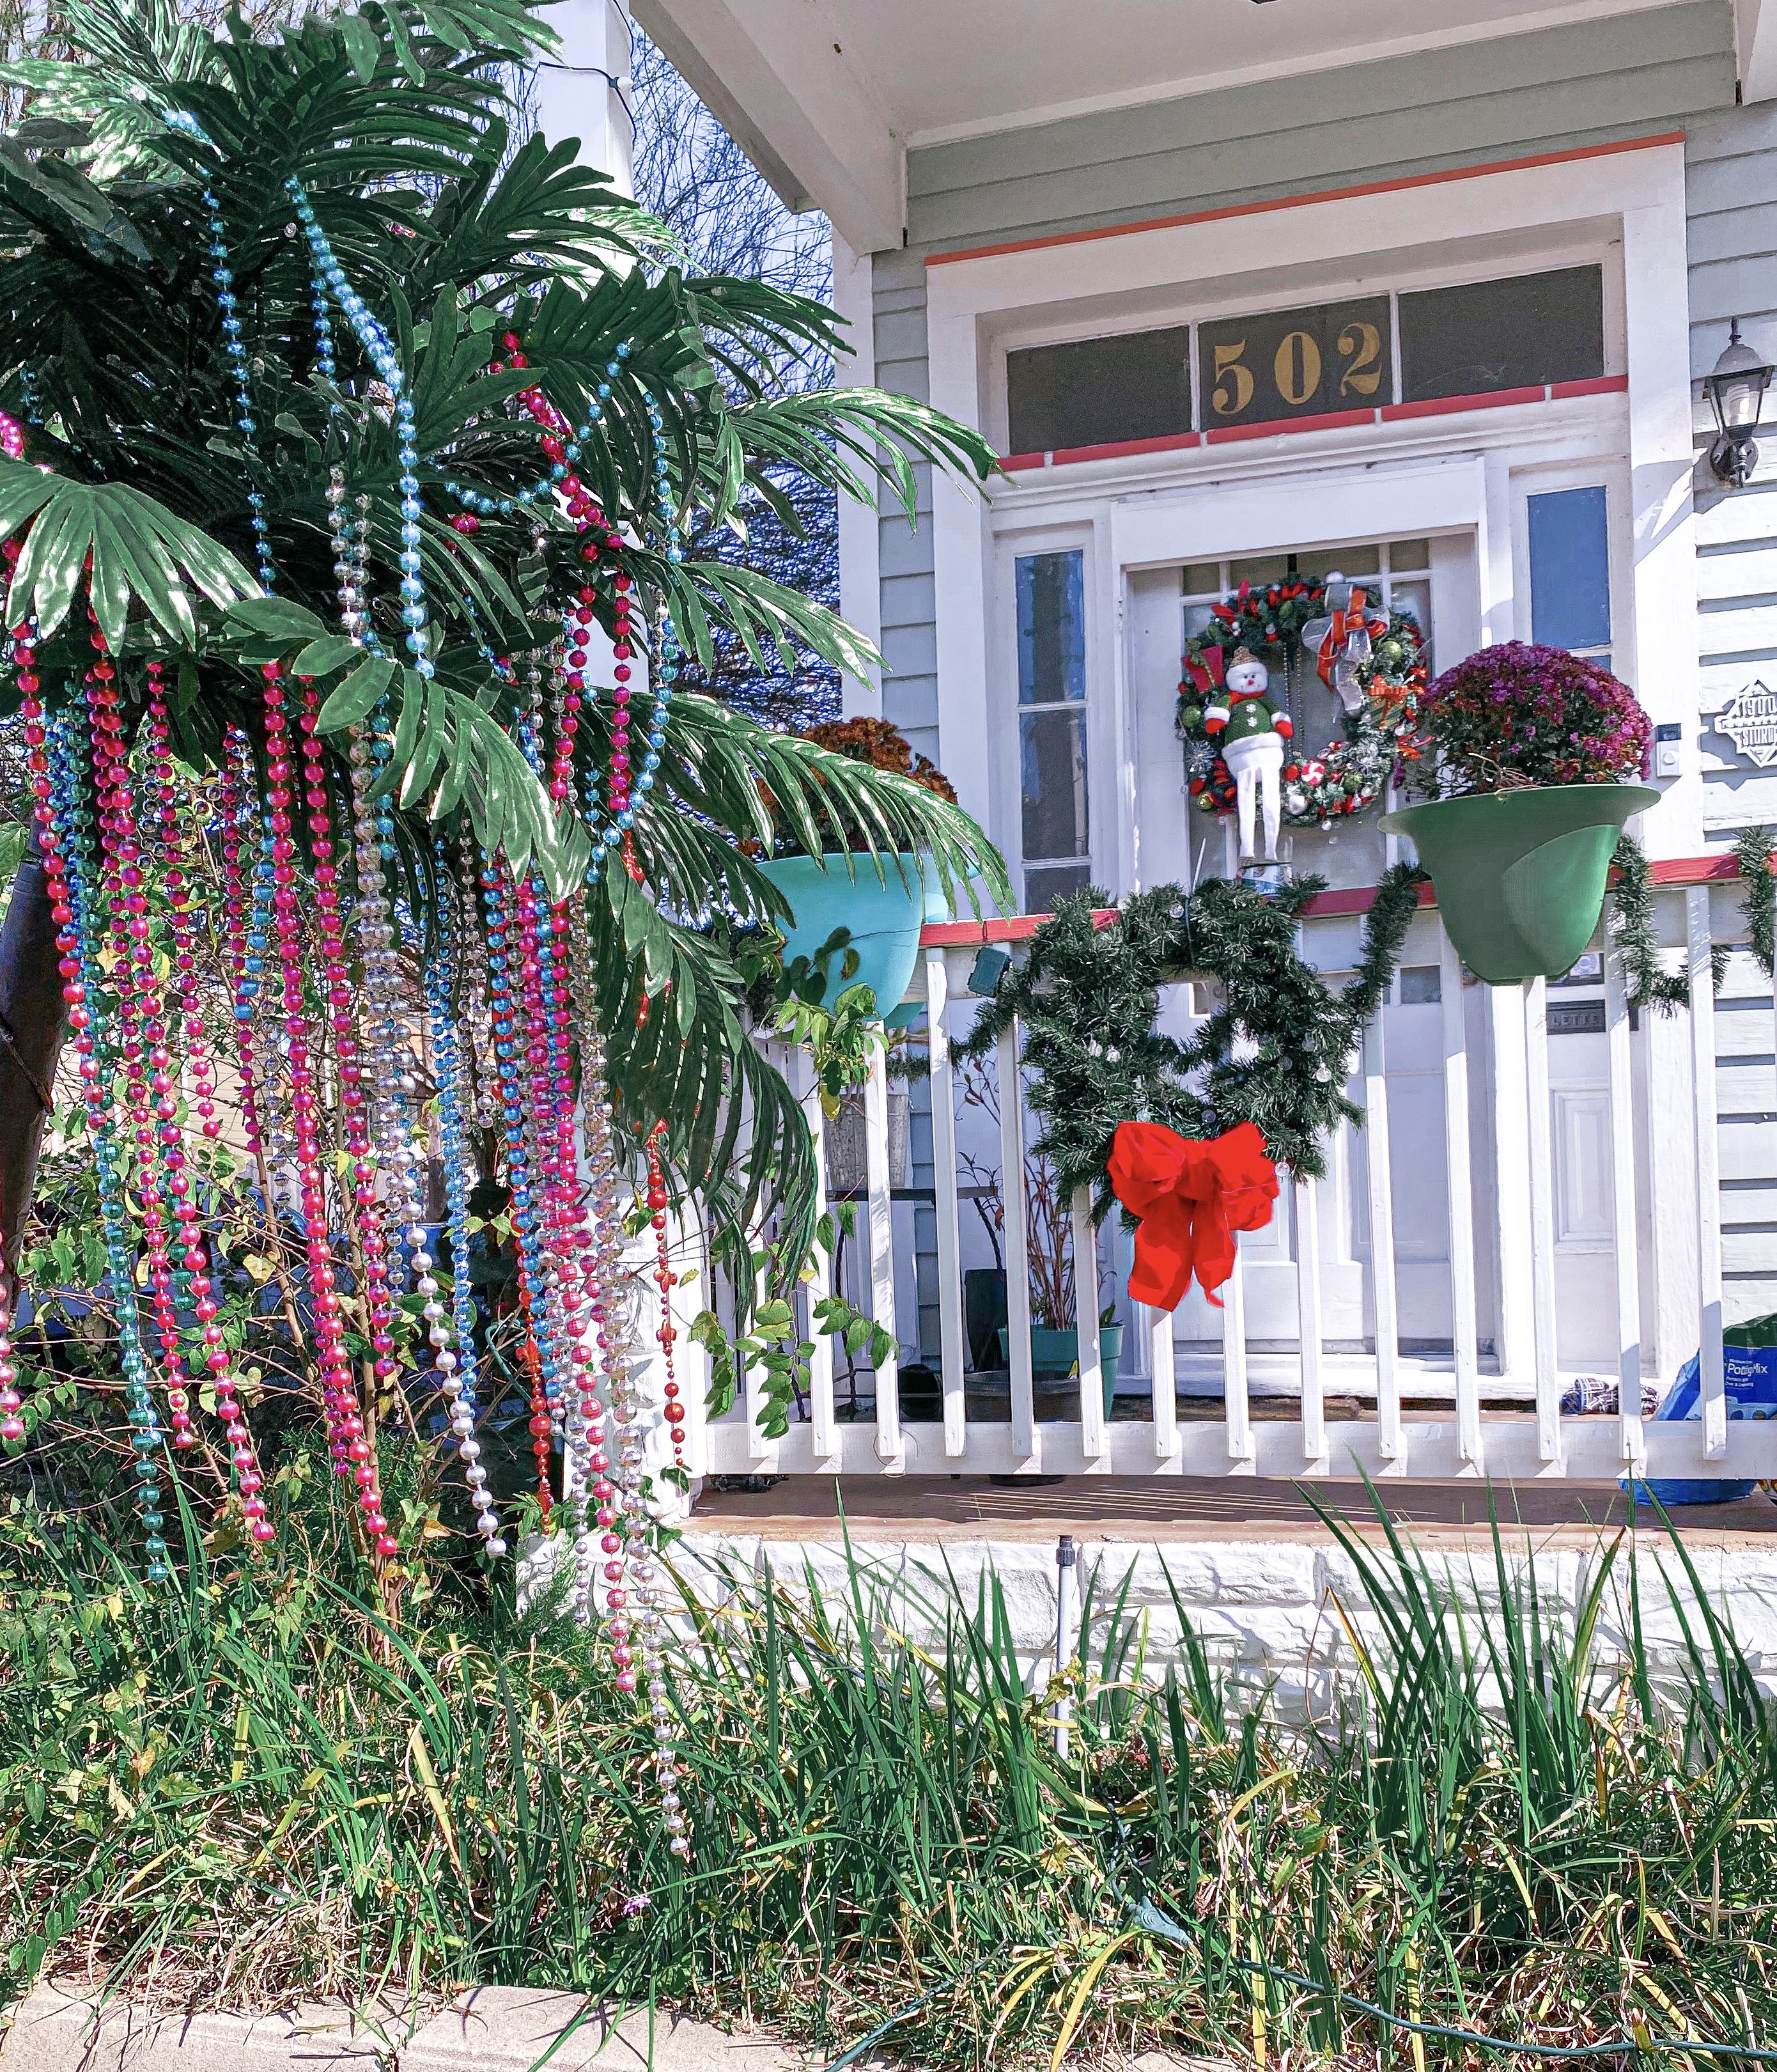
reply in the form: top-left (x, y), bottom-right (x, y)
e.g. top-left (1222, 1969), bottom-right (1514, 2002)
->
top-left (629, 0), bottom-right (1742, 254)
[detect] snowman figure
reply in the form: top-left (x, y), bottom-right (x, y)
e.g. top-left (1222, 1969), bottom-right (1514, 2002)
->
top-left (1204, 646), bottom-right (1293, 862)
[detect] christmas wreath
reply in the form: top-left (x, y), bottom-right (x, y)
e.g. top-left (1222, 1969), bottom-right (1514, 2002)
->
top-left (1176, 575), bottom-right (1428, 830)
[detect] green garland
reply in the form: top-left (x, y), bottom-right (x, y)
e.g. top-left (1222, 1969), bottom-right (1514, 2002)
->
top-left (1737, 825), bottom-right (1776, 980)
top-left (956, 868), bottom-right (1427, 1203)
top-left (1605, 835), bottom-right (1693, 1013)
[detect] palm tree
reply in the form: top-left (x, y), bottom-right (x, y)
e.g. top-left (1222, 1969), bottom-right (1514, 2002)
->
top-left (0, 0), bottom-right (1005, 1288)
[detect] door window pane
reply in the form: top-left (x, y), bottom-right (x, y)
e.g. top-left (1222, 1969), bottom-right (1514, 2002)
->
top-left (1026, 862), bottom-right (1092, 912)
top-left (1528, 487), bottom-right (1611, 651)
top-left (1020, 708), bottom-right (1089, 864)
top-left (1016, 552), bottom-right (1085, 704)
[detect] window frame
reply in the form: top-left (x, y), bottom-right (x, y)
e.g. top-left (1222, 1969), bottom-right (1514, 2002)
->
top-left (995, 525), bottom-right (1105, 909)
top-left (1508, 458), bottom-right (1634, 678)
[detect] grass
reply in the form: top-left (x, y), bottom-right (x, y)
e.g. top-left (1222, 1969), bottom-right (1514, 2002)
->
top-left (6, 1490), bottom-right (1777, 2071)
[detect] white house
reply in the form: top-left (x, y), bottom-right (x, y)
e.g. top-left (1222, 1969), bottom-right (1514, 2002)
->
top-left (557, 0), bottom-right (1777, 1484)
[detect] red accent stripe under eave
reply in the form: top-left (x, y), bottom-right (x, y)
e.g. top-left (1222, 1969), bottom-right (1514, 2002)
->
top-left (924, 132), bottom-right (1685, 269)
top-left (917, 850), bottom-right (1770, 945)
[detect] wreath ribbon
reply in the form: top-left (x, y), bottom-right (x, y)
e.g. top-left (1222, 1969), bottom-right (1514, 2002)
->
top-left (1314, 583), bottom-right (1388, 689)
top-left (1108, 1119), bottom-right (1279, 1310)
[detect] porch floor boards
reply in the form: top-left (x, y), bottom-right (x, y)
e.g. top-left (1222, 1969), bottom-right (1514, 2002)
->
top-left (687, 1472), bottom-right (1777, 1548)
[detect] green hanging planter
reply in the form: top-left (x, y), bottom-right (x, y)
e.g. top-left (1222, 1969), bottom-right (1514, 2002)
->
top-left (756, 852), bottom-right (951, 1025)
top-left (1381, 784), bottom-right (1660, 985)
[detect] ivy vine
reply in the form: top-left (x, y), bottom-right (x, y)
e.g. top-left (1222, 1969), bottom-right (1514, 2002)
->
top-left (956, 867), bottom-right (1427, 1204)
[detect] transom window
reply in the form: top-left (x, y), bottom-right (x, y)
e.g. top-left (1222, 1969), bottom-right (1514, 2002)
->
top-left (1180, 539), bottom-right (1433, 756)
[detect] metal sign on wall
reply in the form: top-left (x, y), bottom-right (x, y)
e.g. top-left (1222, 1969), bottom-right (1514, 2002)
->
top-left (1716, 681), bottom-right (1777, 768)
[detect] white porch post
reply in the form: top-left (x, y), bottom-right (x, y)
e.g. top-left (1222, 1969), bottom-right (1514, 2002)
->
top-left (529, 0), bottom-right (637, 195)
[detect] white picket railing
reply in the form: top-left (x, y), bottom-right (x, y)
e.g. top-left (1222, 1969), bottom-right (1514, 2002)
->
top-left (687, 860), bottom-right (1777, 1485)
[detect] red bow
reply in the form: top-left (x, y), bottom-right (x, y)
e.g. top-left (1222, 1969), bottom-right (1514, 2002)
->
top-left (1108, 1120), bottom-right (1279, 1310)
top-left (1183, 642), bottom-right (1225, 696)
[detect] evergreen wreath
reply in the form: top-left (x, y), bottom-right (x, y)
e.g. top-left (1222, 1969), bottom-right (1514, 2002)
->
top-left (1176, 575), bottom-right (1428, 830)
top-left (956, 866), bottom-right (1427, 1207)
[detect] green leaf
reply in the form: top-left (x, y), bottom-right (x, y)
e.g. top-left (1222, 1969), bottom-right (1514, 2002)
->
top-left (291, 635), bottom-right (364, 679)
top-left (314, 654), bottom-right (397, 731)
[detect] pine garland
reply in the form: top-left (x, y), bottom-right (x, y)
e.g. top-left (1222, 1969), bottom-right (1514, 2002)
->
top-left (1603, 833), bottom-right (1752, 1010)
top-left (1737, 825), bottom-right (1776, 980)
top-left (956, 866), bottom-right (1427, 1202)
top-left (1605, 834), bottom-right (1693, 1013)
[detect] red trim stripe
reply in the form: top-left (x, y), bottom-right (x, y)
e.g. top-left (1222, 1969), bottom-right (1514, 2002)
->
top-left (919, 849), bottom-right (1768, 944)
top-left (1381, 384), bottom-right (1546, 421)
top-left (924, 132), bottom-right (1685, 268)
top-left (997, 375), bottom-right (1629, 474)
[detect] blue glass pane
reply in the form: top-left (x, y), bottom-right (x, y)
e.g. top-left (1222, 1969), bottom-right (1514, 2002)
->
top-left (1528, 486), bottom-right (1611, 650)
top-left (1016, 551), bottom-right (1085, 705)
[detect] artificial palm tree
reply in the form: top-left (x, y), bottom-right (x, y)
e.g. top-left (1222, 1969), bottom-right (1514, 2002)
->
top-left (0, 0), bottom-right (1005, 1298)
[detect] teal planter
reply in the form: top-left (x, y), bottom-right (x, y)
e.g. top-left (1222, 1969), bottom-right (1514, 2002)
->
top-left (757, 852), bottom-right (950, 1025)
top-left (995, 1323), bottom-right (1126, 1415)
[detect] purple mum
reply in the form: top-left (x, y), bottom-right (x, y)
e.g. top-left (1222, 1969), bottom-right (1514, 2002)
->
top-left (1418, 641), bottom-right (1651, 793)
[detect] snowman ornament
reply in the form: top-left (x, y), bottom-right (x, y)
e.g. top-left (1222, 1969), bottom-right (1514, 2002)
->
top-left (1204, 646), bottom-right (1293, 862)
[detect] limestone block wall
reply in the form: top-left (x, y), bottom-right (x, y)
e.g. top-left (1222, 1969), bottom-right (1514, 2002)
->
top-left (645, 1528), bottom-right (1777, 1715)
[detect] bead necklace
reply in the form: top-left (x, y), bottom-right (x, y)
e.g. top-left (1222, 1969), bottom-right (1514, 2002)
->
top-left (428, 848), bottom-right (503, 1552)
top-left (288, 181), bottom-right (435, 682)
top-left (644, 1121), bottom-right (687, 1474)
top-left (84, 660), bottom-right (201, 1429)
top-left (35, 711), bottom-right (169, 1575)
top-left (295, 681), bottom-right (402, 1408)
top-left (197, 185), bottom-right (275, 591)
top-left (138, 677), bottom-right (270, 1531)
top-left (260, 663), bottom-right (396, 1558)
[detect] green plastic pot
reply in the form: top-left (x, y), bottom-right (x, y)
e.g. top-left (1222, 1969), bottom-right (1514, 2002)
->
top-left (1380, 784), bottom-right (1659, 985)
top-left (995, 1323), bottom-right (1126, 1414)
top-left (757, 852), bottom-right (950, 1025)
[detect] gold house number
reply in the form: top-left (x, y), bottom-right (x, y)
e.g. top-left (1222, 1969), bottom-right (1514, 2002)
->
top-left (1202, 298), bottom-right (1393, 425)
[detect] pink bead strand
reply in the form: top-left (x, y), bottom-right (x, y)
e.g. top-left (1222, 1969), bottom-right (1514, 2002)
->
top-left (294, 680), bottom-right (402, 1415)
top-left (84, 660), bottom-right (199, 1442)
top-left (261, 664), bottom-right (397, 1561)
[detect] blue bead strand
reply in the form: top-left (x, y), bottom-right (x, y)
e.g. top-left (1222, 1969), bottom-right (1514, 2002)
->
top-left (287, 178), bottom-right (435, 682)
top-left (51, 724), bottom-right (170, 1580)
top-left (199, 188), bottom-right (276, 592)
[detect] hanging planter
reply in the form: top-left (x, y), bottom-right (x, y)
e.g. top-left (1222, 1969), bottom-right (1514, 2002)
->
top-left (1382, 783), bottom-right (1659, 984)
top-left (1385, 641), bottom-right (1659, 985)
top-left (761, 721), bottom-right (961, 1025)
top-left (756, 851), bottom-right (951, 1025)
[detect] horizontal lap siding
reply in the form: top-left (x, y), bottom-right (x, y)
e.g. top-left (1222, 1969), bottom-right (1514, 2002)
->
top-left (1691, 110), bottom-right (1777, 1328)
top-left (872, 251), bottom-right (941, 765)
top-left (905, 1), bottom-right (1734, 254)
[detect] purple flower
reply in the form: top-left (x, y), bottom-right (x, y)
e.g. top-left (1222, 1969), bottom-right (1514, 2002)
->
top-left (1417, 640), bottom-right (1650, 793)
top-left (621, 1892), bottom-right (652, 1917)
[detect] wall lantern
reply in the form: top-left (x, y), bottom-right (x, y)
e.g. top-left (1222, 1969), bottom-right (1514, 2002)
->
top-left (1703, 318), bottom-right (1774, 488)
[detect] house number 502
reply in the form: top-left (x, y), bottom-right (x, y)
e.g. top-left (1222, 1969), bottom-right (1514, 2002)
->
top-left (1200, 299), bottom-right (1392, 426)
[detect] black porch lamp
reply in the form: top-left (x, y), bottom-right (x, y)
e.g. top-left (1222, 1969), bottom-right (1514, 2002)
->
top-left (1703, 318), bottom-right (1774, 487)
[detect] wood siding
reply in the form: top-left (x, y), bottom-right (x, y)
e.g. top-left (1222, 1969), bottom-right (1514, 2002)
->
top-left (905, 1), bottom-right (1734, 258)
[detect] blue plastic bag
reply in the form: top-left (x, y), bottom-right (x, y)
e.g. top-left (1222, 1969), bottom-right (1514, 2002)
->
top-left (1624, 1336), bottom-right (1777, 1505)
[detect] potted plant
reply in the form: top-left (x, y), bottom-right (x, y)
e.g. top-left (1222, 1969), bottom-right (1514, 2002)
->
top-left (757, 719), bottom-right (958, 1025)
top-left (1381, 642), bottom-right (1659, 983)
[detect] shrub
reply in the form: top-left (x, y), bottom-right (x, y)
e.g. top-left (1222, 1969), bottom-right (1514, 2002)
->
top-left (800, 717), bottom-right (958, 802)
top-left (1418, 640), bottom-right (1650, 793)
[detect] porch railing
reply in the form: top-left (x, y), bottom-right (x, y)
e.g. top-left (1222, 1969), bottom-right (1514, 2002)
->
top-left (683, 854), bottom-right (1777, 1484)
